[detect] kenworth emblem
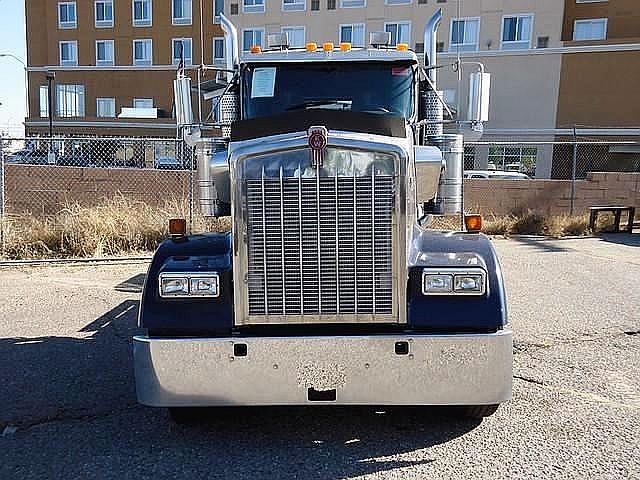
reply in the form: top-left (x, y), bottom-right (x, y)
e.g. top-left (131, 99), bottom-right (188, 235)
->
top-left (308, 126), bottom-right (328, 168)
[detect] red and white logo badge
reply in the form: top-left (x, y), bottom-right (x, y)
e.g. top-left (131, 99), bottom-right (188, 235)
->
top-left (308, 126), bottom-right (328, 168)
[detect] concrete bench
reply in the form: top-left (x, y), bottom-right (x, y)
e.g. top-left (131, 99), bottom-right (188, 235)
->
top-left (588, 206), bottom-right (636, 234)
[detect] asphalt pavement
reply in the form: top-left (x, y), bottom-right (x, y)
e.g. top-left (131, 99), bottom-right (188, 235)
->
top-left (0, 235), bottom-right (639, 479)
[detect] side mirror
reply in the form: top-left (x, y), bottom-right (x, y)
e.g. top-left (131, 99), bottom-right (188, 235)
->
top-left (173, 76), bottom-right (194, 127)
top-left (467, 72), bottom-right (490, 123)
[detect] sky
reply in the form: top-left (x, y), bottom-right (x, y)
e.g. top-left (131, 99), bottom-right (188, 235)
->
top-left (0, 0), bottom-right (26, 137)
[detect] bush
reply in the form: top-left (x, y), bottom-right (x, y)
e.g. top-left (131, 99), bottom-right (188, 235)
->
top-left (2, 196), bottom-right (231, 260)
top-left (481, 212), bottom-right (591, 237)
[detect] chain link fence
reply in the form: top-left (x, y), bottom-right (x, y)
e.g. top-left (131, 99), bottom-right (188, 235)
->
top-left (1, 136), bottom-right (639, 258)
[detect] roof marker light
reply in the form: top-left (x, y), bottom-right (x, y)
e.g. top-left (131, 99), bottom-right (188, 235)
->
top-left (306, 42), bottom-right (318, 52)
top-left (340, 42), bottom-right (351, 52)
top-left (323, 42), bottom-right (334, 52)
top-left (250, 45), bottom-right (262, 54)
top-left (396, 43), bottom-right (409, 51)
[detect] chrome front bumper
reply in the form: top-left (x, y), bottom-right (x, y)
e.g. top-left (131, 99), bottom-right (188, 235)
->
top-left (133, 330), bottom-right (512, 406)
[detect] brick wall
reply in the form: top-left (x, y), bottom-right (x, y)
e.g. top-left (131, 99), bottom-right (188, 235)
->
top-left (4, 165), bottom-right (639, 218)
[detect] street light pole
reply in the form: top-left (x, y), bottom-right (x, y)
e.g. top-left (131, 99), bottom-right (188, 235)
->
top-left (46, 71), bottom-right (55, 137)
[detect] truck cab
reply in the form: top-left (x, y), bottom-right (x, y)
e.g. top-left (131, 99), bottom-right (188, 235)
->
top-left (133, 12), bottom-right (512, 421)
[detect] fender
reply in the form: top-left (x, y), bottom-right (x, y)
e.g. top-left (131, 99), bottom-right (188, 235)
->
top-left (139, 232), bottom-right (234, 335)
top-left (407, 227), bottom-right (507, 332)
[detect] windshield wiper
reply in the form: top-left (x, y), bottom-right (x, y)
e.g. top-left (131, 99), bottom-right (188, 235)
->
top-left (286, 100), bottom-right (351, 111)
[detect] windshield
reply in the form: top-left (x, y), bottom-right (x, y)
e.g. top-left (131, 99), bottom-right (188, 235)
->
top-left (242, 61), bottom-right (415, 120)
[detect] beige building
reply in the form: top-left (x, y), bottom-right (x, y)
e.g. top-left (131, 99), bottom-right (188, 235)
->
top-left (23, 1), bottom-right (640, 175)
top-left (225, 0), bottom-right (640, 176)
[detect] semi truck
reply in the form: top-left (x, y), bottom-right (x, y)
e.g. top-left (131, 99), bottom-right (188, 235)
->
top-left (133, 10), bottom-right (512, 422)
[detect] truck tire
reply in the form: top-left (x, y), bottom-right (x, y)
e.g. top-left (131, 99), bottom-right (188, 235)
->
top-left (168, 407), bottom-right (199, 424)
top-left (460, 404), bottom-right (500, 419)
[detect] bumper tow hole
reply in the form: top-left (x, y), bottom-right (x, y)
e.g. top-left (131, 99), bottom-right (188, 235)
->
top-left (233, 343), bottom-right (248, 357)
top-left (308, 388), bottom-right (337, 402)
top-left (395, 341), bottom-right (409, 355)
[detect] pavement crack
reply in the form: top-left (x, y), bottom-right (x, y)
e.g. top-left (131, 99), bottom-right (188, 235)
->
top-left (3, 403), bottom-right (139, 434)
top-left (513, 374), bottom-right (544, 386)
top-left (624, 330), bottom-right (640, 336)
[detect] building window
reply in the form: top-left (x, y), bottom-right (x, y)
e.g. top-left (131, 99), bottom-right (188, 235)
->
top-left (213, 37), bottom-right (225, 65)
top-left (95, 1), bottom-right (114, 28)
top-left (340, 24), bottom-right (365, 47)
top-left (214, 0), bottom-right (224, 17)
top-left (384, 22), bottom-right (410, 46)
top-left (537, 36), bottom-right (549, 48)
top-left (573, 18), bottom-right (607, 41)
top-left (414, 42), bottom-right (424, 53)
top-left (311, 0), bottom-right (319, 10)
top-left (230, 3), bottom-right (239, 14)
top-left (172, 38), bottom-right (193, 65)
top-left (501, 15), bottom-right (533, 50)
top-left (172, 0), bottom-right (192, 25)
top-left (283, 0), bottom-right (305, 11)
top-left (96, 40), bottom-right (115, 66)
top-left (282, 26), bottom-right (305, 48)
top-left (133, 0), bottom-right (152, 27)
top-left (386, 0), bottom-right (410, 5)
top-left (340, 0), bottom-right (364, 7)
top-left (39, 86), bottom-right (49, 117)
top-left (134, 98), bottom-right (154, 108)
top-left (243, 0), bottom-right (264, 13)
top-left (242, 28), bottom-right (264, 51)
top-left (58, 2), bottom-right (77, 29)
top-left (327, 0), bottom-right (336, 9)
top-left (450, 17), bottom-right (480, 52)
top-left (133, 39), bottom-right (153, 65)
top-left (56, 84), bottom-right (85, 117)
top-left (59, 41), bottom-right (78, 66)
top-left (96, 97), bottom-right (116, 117)
top-left (488, 146), bottom-right (537, 174)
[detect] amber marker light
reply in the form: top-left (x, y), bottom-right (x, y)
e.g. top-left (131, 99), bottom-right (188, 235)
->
top-left (306, 42), bottom-right (318, 52)
top-left (340, 42), bottom-right (352, 51)
top-left (323, 42), bottom-right (334, 52)
top-left (250, 45), bottom-right (262, 54)
top-left (396, 43), bottom-right (409, 51)
top-left (169, 218), bottom-right (187, 237)
top-left (464, 214), bottom-right (483, 233)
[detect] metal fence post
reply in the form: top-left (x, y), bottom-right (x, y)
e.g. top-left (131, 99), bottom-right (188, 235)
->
top-left (570, 126), bottom-right (578, 216)
top-left (0, 139), bottom-right (5, 257)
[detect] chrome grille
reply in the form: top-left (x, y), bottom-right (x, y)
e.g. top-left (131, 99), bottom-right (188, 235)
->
top-left (246, 167), bottom-right (395, 318)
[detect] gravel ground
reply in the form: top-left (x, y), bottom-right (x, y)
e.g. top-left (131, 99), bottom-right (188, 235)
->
top-left (0, 234), bottom-right (639, 479)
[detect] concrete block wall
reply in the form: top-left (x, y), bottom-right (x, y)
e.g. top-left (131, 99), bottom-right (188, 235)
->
top-left (4, 164), bottom-right (191, 214)
top-left (4, 165), bottom-right (639, 218)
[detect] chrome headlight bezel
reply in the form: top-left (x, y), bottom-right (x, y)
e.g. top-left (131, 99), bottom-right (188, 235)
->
top-left (422, 268), bottom-right (487, 296)
top-left (159, 272), bottom-right (220, 298)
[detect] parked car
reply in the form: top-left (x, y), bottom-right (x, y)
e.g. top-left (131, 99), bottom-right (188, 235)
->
top-left (154, 156), bottom-right (183, 170)
top-left (6, 149), bottom-right (50, 165)
top-left (464, 170), bottom-right (531, 180)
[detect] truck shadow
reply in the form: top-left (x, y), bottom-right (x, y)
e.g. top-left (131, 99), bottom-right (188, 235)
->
top-left (0, 298), bottom-right (484, 479)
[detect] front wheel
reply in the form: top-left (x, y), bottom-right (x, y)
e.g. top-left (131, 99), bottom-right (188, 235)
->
top-left (459, 404), bottom-right (500, 419)
top-left (168, 407), bottom-right (200, 424)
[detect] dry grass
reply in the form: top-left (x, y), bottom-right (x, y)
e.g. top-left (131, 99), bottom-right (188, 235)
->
top-left (2, 195), bottom-right (231, 260)
top-left (482, 211), bottom-right (591, 237)
top-left (1, 199), bottom-right (595, 260)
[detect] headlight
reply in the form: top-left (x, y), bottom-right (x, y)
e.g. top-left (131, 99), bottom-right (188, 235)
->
top-left (160, 276), bottom-right (189, 297)
top-left (422, 268), bottom-right (486, 296)
top-left (423, 274), bottom-right (453, 294)
top-left (159, 272), bottom-right (220, 298)
top-left (454, 274), bottom-right (484, 294)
